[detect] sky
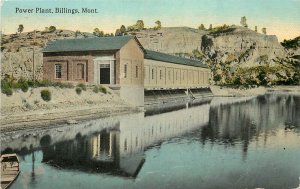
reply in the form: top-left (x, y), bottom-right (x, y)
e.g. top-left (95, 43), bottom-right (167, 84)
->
top-left (1, 0), bottom-right (300, 41)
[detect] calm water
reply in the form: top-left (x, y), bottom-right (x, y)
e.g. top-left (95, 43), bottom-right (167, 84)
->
top-left (1, 93), bottom-right (300, 189)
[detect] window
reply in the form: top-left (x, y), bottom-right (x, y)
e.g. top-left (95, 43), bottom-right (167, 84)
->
top-left (168, 70), bottom-right (171, 80)
top-left (159, 70), bottom-right (162, 80)
top-left (77, 64), bottom-right (84, 79)
top-left (124, 64), bottom-right (127, 78)
top-left (55, 64), bottom-right (62, 79)
top-left (151, 69), bottom-right (154, 80)
top-left (124, 139), bottom-right (127, 151)
top-left (135, 65), bottom-right (138, 78)
top-left (176, 71), bottom-right (178, 80)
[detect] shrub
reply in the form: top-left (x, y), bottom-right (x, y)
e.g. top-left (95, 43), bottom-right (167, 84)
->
top-left (75, 87), bottom-right (82, 95)
top-left (99, 86), bottom-right (107, 94)
top-left (2, 87), bottom-right (13, 96)
top-left (77, 83), bottom-right (86, 91)
top-left (1, 79), bottom-right (13, 96)
top-left (93, 86), bottom-right (99, 93)
top-left (41, 89), bottom-right (51, 101)
top-left (49, 26), bottom-right (56, 32)
top-left (17, 79), bottom-right (29, 92)
top-left (53, 81), bottom-right (74, 88)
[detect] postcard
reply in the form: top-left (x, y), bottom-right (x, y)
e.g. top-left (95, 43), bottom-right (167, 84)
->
top-left (1, 0), bottom-right (300, 189)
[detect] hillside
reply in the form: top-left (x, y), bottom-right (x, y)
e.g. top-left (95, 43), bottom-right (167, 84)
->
top-left (1, 26), bottom-right (299, 86)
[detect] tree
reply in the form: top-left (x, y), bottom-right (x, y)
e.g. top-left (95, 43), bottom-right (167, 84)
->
top-left (115, 29), bottom-right (121, 36)
top-left (198, 24), bottom-right (206, 30)
top-left (240, 16), bottom-right (248, 27)
top-left (18, 24), bottom-right (24, 34)
top-left (93, 28), bottom-right (104, 37)
top-left (154, 20), bottom-right (162, 30)
top-left (262, 27), bottom-right (267, 34)
top-left (255, 26), bottom-right (258, 32)
top-left (209, 24), bottom-right (213, 30)
top-left (120, 25), bottom-right (126, 34)
top-left (49, 26), bottom-right (56, 32)
top-left (136, 20), bottom-right (144, 30)
top-left (75, 30), bottom-right (81, 38)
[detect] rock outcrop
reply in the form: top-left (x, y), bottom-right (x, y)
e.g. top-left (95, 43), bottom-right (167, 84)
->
top-left (200, 26), bottom-right (287, 67)
top-left (131, 27), bottom-right (208, 54)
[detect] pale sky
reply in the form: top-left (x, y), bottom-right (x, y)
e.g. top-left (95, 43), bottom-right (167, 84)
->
top-left (1, 0), bottom-right (300, 41)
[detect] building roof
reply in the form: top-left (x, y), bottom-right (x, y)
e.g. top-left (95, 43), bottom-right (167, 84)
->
top-left (145, 50), bottom-right (208, 68)
top-left (43, 36), bottom-right (144, 52)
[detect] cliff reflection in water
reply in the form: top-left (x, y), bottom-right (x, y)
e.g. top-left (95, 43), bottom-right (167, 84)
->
top-left (201, 94), bottom-right (299, 159)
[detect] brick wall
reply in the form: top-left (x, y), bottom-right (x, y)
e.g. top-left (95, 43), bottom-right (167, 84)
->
top-left (43, 51), bottom-right (117, 84)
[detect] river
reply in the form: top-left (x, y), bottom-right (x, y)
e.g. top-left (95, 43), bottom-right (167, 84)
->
top-left (1, 92), bottom-right (299, 189)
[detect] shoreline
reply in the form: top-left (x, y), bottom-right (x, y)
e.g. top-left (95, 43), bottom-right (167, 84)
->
top-left (1, 104), bottom-right (140, 132)
top-left (1, 85), bottom-right (299, 133)
top-left (211, 85), bottom-right (300, 97)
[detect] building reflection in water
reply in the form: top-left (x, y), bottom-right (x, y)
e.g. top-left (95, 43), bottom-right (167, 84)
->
top-left (39, 101), bottom-right (210, 177)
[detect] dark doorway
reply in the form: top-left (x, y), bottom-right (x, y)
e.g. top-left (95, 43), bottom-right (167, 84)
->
top-left (100, 64), bottom-right (110, 84)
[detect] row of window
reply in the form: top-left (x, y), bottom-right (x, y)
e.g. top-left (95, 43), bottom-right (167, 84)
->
top-left (149, 68), bottom-right (208, 82)
top-left (124, 64), bottom-right (139, 78)
top-left (54, 64), bottom-right (85, 79)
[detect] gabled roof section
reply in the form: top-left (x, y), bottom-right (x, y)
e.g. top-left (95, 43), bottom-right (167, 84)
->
top-left (43, 36), bottom-right (144, 52)
top-left (145, 50), bottom-right (208, 68)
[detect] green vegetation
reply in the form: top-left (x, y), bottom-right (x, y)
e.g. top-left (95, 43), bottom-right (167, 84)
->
top-left (154, 20), bottom-right (162, 30)
top-left (198, 24), bottom-right (205, 30)
top-left (75, 30), bottom-right (81, 38)
top-left (92, 85), bottom-right (107, 94)
top-left (115, 25), bottom-right (127, 36)
top-left (17, 78), bottom-right (29, 92)
top-left (41, 89), bottom-right (51, 101)
top-left (240, 16), bottom-right (248, 28)
top-left (75, 87), bottom-right (82, 95)
top-left (281, 36), bottom-right (300, 50)
top-left (49, 26), bottom-right (56, 32)
top-left (1, 77), bottom-right (75, 95)
top-left (99, 85), bottom-right (107, 94)
top-left (93, 28), bottom-right (104, 37)
top-left (208, 24), bottom-right (236, 36)
top-left (76, 83), bottom-right (86, 91)
top-left (127, 20), bottom-right (145, 31)
top-left (18, 24), bottom-right (24, 34)
top-left (211, 59), bottom-right (300, 88)
top-left (93, 86), bottom-right (99, 93)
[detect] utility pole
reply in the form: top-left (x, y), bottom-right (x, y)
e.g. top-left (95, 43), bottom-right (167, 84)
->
top-left (32, 30), bottom-right (36, 80)
top-left (33, 47), bottom-right (35, 80)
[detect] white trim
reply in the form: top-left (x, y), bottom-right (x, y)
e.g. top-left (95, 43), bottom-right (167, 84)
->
top-left (93, 58), bottom-right (115, 84)
top-left (94, 56), bottom-right (115, 61)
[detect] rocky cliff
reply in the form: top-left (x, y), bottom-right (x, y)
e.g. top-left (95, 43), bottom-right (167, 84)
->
top-left (1, 26), bottom-right (299, 82)
top-left (132, 27), bottom-right (207, 54)
top-left (133, 26), bottom-right (288, 67)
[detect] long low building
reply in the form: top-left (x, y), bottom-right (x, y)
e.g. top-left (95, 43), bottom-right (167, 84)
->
top-left (42, 36), bottom-right (210, 106)
top-left (144, 50), bottom-right (209, 90)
